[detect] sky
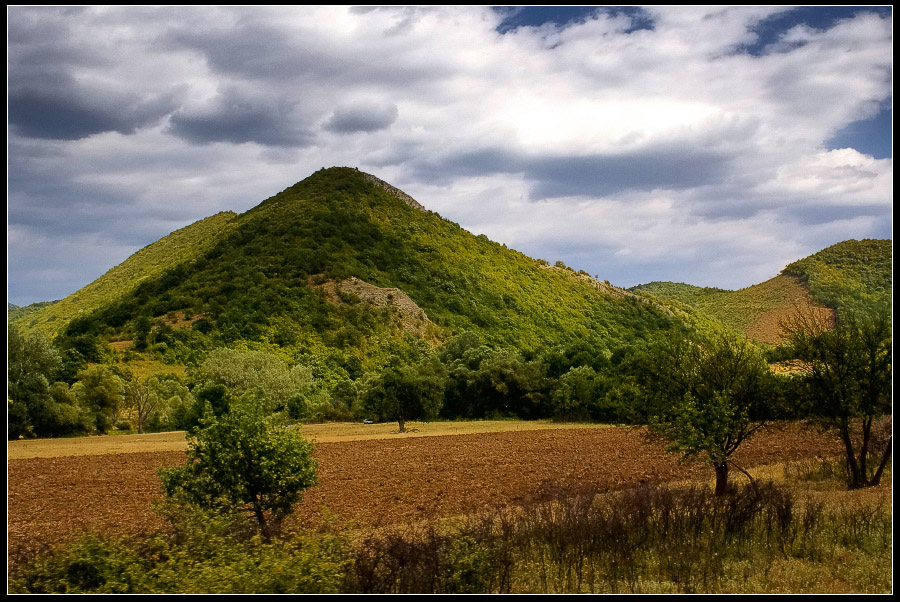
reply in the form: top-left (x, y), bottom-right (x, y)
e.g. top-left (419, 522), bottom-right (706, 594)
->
top-left (7, 6), bottom-right (893, 306)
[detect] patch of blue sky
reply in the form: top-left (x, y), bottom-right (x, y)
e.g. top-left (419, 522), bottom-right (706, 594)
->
top-left (736, 6), bottom-right (893, 160)
top-left (493, 6), bottom-right (654, 34)
top-left (739, 5), bottom-right (893, 56)
top-left (825, 102), bottom-right (892, 159)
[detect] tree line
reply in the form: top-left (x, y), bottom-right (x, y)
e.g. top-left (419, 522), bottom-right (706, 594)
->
top-left (8, 301), bottom-right (891, 494)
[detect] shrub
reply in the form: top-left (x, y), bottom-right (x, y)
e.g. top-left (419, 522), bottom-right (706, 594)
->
top-left (158, 403), bottom-right (318, 539)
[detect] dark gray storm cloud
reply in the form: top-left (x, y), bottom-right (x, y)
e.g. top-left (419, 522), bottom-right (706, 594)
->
top-left (163, 20), bottom-right (317, 80)
top-left (525, 151), bottom-right (733, 198)
top-left (8, 81), bottom-right (179, 140)
top-left (8, 11), bottom-right (181, 140)
top-left (167, 90), bottom-right (315, 147)
top-left (409, 146), bottom-right (734, 199)
top-left (324, 102), bottom-right (399, 134)
top-left (780, 202), bottom-right (892, 227)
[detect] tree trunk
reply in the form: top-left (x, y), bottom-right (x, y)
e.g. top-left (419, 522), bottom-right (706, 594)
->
top-left (840, 423), bottom-right (865, 489)
top-left (870, 436), bottom-right (892, 487)
top-left (714, 462), bottom-right (730, 496)
top-left (398, 417), bottom-right (406, 433)
top-left (253, 504), bottom-right (271, 541)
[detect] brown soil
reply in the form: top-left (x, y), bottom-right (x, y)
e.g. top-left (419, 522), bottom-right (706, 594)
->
top-left (7, 425), bottom-right (841, 559)
top-left (743, 275), bottom-right (834, 344)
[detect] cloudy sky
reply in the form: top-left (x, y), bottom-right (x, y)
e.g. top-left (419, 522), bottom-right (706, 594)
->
top-left (7, 6), bottom-right (893, 306)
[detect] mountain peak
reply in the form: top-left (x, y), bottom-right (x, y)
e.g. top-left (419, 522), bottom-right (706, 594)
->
top-left (300, 167), bottom-right (426, 212)
top-left (357, 170), bottom-right (425, 211)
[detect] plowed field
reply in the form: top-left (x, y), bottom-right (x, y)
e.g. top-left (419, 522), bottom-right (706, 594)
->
top-left (8, 424), bottom-right (840, 558)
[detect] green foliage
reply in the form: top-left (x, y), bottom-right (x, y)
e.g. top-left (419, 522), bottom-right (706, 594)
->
top-left (120, 372), bottom-right (195, 434)
top-left (551, 365), bottom-right (616, 422)
top-left (72, 365), bottom-right (124, 434)
top-left (10, 535), bottom-right (153, 593)
top-left (158, 403), bottom-right (318, 539)
top-left (641, 329), bottom-right (773, 494)
top-left (9, 478), bottom-right (892, 594)
top-left (783, 239), bottom-right (892, 315)
top-left (7, 300), bottom-right (57, 324)
top-left (145, 374), bottom-right (196, 432)
top-left (9, 516), bottom-right (348, 594)
top-left (195, 348), bottom-right (315, 415)
top-left (362, 358), bottom-right (446, 432)
top-left (12, 211), bottom-right (238, 337)
top-left (782, 305), bottom-right (892, 489)
top-left (8, 325), bottom-right (92, 438)
top-left (132, 315), bottom-right (152, 352)
top-left (633, 240), bottom-right (892, 342)
top-left (633, 276), bottom-right (802, 341)
top-left (32, 168), bottom-right (675, 386)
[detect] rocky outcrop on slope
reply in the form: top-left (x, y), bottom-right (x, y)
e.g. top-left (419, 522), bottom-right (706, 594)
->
top-left (359, 171), bottom-right (426, 211)
top-left (310, 276), bottom-right (432, 337)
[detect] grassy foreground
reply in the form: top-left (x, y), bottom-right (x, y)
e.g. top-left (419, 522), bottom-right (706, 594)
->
top-left (8, 455), bottom-right (891, 594)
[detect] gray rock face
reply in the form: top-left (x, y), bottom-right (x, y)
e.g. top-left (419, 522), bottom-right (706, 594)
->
top-left (359, 171), bottom-right (426, 211)
top-left (310, 275), bottom-right (432, 337)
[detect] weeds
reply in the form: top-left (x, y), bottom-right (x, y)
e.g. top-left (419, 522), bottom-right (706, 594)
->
top-left (9, 479), bottom-right (891, 594)
top-left (783, 456), bottom-right (849, 483)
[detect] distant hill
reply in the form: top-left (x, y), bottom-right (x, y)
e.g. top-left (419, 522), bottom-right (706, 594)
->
top-left (7, 300), bottom-right (58, 323)
top-left (15, 167), bottom-right (887, 376)
top-left (22, 168), bottom-right (677, 379)
top-left (632, 239), bottom-right (891, 344)
top-left (782, 239), bottom-right (892, 314)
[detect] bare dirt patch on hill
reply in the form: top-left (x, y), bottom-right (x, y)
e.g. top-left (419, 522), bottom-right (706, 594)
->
top-left (743, 275), bottom-right (833, 344)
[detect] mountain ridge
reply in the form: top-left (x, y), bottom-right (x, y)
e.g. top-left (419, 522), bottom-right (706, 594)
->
top-left (16, 167), bottom-right (676, 382)
top-left (11, 169), bottom-right (890, 362)
top-left (631, 238), bottom-right (891, 343)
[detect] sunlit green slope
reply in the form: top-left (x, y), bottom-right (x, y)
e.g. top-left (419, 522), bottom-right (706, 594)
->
top-left (782, 239), bottom-right (891, 313)
top-left (12, 211), bottom-right (238, 336)
top-left (632, 239), bottom-right (891, 344)
top-left (53, 167), bottom-right (677, 372)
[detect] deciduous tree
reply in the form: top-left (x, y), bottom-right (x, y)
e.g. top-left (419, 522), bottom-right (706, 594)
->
top-left (158, 403), bottom-right (318, 539)
top-left (72, 365), bottom-right (124, 434)
top-left (782, 306), bottom-right (892, 489)
top-left (642, 329), bottom-right (772, 495)
top-left (363, 359), bottom-right (445, 433)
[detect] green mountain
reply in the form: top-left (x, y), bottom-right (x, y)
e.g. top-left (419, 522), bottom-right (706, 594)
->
top-left (632, 239), bottom-right (892, 344)
top-left (20, 167), bottom-right (678, 377)
top-left (14, 211), bottom-right (238, 337)
top-left (8, 300), bottom-right (57, 323)
top-left (782, 239), bottom-right (892, 313)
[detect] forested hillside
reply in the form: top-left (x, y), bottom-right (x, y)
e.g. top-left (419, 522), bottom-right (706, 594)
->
top-left (782, 239), bottom-right (891, 314)
top-left (632, 239), bottom-right (891, 344)
top-left (13, 211), bottom-right (239, 336)
top-left (42, 168), bottom-right (676, 377)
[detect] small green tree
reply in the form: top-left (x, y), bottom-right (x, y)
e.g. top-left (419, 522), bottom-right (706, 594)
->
top-left (146, 374), bottom-right (195, 432)
top-left (123, 374), bottom-right (152, 434)
top-left (197, 348), bottom-right (314, 414)
top-left (158, 403), bottom-right (318, 539)
top-left (72, 365), bottom-right (124, 434)
top-left (642, 330), bottom-right (772, 496)
top-left (782, 306), bottom-right (892, 489)
top-left (8, 325), bottom-right (62, 438)
top-left (363, 360), bottom-right (446, 433)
